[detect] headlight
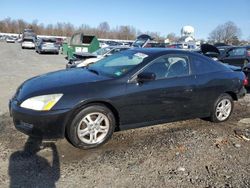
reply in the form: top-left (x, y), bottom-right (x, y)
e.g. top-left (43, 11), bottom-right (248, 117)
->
top-left (20, 94), bottom-right (63, 111)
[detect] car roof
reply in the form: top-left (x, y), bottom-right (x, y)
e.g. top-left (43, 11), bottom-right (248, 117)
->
top-left (129, 47), bottom-right (185, 56)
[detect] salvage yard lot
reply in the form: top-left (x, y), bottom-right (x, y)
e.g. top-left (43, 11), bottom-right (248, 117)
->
top-left (0, 42), bottom-right (250, 187)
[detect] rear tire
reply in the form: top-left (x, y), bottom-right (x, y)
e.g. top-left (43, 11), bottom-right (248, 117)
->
top-left (209, 93), bottom-right (234, 123)
top-left (66, 105), bottom-right (116, 149)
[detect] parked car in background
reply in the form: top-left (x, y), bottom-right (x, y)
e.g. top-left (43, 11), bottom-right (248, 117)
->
top-left (22, 28), bottom-right (36, 40)
top-left (216, 46), bottom-right (234, 56)
top-left (0, 35), bottom-right (5, 41)
top-left (10, 48), bottom-right (247, 149)
top-left (6, 36), bottom-right (16, 43)
top-left (198, 44), bottom-right (250, 87)
top-left (36, 38), bottom-right (59, 54)
top-left (21, 37), bottom-right (35, 49)
top-left (34, 37), bottom-right (41, 49)
top-left (55, 38), bottom-right (63, 47)
top-left (66, 46), bottom-right (129, 68)
top-left (218, 46), bottom-right (250, 67)
top-left (167, 43), bottom-right (188, 49)
top-left (131, 34), bottom-right (154, 48)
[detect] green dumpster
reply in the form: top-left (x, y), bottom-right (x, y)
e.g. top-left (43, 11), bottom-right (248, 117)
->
top-left (67, 32), bottom-right (100, 59)
top-left (62, 41), bottom-right (68, 55)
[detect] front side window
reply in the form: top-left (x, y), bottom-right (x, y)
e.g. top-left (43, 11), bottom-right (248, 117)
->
top-left (142, 55), bottom-right (190, 79)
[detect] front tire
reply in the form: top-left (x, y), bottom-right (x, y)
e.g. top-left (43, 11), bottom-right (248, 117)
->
top-left (209, 93), bottom-right (233, 123)
top-left (66, 105), bottom-right (116, 149)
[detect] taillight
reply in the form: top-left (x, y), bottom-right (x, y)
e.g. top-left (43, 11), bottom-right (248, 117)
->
top-left (243, 77), bottom-right (249, 86)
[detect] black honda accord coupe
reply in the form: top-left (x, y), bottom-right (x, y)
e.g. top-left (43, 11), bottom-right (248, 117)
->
top-left (9, 48), bottom-right (247, 149)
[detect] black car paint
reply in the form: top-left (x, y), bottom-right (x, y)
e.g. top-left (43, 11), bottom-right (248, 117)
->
top-left (9, 49), bottom-right (246, 139)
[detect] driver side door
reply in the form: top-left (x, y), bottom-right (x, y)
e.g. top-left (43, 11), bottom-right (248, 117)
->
top-left (120, 54), bottom-right (196, 127)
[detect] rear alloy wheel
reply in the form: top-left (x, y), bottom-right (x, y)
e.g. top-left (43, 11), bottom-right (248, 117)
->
top-left (210, 94), bottom-right (233, 122)
top-left (67, 105), bottom-right (116, 149)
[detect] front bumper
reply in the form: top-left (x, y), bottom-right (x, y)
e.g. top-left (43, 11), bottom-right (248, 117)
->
top-left (9, 99), bottom-right (71, 139)
top-left (22, 44), bottom-right (35, 48)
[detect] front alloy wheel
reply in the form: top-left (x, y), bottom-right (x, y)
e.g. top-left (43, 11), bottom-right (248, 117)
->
top-left (67, 105), bottom-right (116, 149)
top-left (77, 112), bottom-right (110, 144)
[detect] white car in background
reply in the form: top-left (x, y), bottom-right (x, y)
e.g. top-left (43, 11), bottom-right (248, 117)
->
top-left (21, 38), bottom-right (35, 49)
top-left (6, 36), bottom-right (16, 43)
top-left (66, 46), bottom-right (130, 68)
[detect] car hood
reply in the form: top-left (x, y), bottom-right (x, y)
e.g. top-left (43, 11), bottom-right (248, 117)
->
top-left (16, 68), bottom-right (110, 101)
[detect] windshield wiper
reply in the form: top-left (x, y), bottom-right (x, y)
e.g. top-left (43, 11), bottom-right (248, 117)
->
top-left (86, 67), bottom-right (99, 75)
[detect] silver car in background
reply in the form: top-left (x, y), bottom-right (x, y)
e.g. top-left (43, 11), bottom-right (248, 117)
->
top-left (35, 38), bottom-right (59, 54)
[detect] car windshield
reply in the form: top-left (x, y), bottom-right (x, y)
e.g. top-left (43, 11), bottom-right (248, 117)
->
top-left (88, 50), bottom-right (148, 77)
top-left (43, 38), bottom-right (56, 43)
top-left (93, 47), bottom-right (112, 56)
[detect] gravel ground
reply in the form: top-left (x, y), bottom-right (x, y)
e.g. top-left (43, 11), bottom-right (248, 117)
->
top-left (0, 42), bottom-right (249, 188)
top-left (0, 42), bottom-right (66, 114)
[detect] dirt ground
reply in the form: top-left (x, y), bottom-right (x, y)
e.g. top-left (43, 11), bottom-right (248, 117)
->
top-left (0, 42), bottom-right (249, 188)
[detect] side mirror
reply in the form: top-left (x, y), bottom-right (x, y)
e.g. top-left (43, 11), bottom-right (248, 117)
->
top-left (137, 72), bottom-right (156, 83)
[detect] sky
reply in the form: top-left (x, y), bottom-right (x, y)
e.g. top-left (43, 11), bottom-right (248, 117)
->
top-left (1, 0), bottom-right (250, 40)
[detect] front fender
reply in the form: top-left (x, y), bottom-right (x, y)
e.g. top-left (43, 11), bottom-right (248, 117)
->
top-left (62, 98), bottom-right (120, 135)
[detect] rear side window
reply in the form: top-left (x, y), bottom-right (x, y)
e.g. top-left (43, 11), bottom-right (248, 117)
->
top-left (192, 55), bottom-right (226, 74)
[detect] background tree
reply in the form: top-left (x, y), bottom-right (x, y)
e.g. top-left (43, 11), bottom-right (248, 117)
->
top-left (17, 19), bottom-right (27, 33)
top-left (166, 32), bottom-right (179, 43)
top-left (97, 22), bottom-right (110, 38)
top-left (209, 21), bottom-right (241, 44)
